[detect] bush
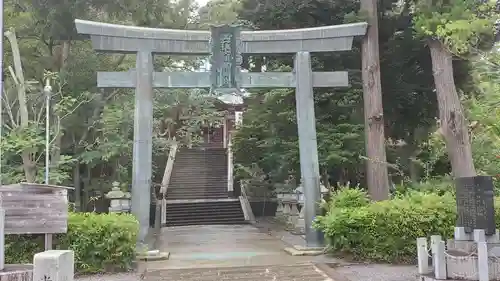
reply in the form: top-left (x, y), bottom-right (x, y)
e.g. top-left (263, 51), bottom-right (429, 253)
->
top-left (5, 212), bottom-right (138, 273)
top-left (394, 178), bottom-right (455, 196)
top-left (314, 189), bottom-right (457, 263)
top-left (324, 186), bottom-right (370, 209)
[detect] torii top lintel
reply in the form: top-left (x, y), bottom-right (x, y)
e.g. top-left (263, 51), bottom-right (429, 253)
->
top-left (74, 19), bottom-right (367, 54)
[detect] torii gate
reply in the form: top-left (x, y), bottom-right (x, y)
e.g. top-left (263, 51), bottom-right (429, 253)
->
top-left (75, 19), bottom-right (367, 248)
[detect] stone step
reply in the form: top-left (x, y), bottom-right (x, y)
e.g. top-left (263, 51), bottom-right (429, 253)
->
top-left (166, 207), bottom-right (244, 216)
top-left (165, 217), bottom-right (246, 227)
top-left (166, 203), bottom-right (243, 213)
top-left (165, 212), bottom-right (244, 221)
top-left (166, 195), bottom-right (228, 199)
top-left (145, 264), bottom-right (331, 281)
top-left (166, 195), bottom-right (228, 200)
top-left (173, 159), bottom-right (227, 164)
top-left (166, 193), bottom-right (228, 198)
top-left (166, 191), bottom-right (227, 197)
top-left (165, 201), bottom-right (245, 226)
top-left (166, 200), bottom-right (240, 207)
top-left (169, 181), bottom-right (226, 185)
top-left (174, 156), bottom-right (227, 160)
top-left (166, 209), bottom-right (244, 217)
top-left (166, 188), bottom-right (227, 194)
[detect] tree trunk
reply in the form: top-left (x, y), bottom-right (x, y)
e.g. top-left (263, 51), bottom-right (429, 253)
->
top-left (82, 165), bottom-right (91, 211)
top-left (408, 152), bottom-right (420, 183)
top-left (73, 163), bottom-right (81, 212)
top-left (428, 39), bottom-right (476, 178)
top-left (5, 29), bottom-right (37, 182)
top-left (360, 0), bottom-right (390, 201)
top-left (50, 40), bottom-right (71, 169)
top-left (321, 170), bottom-right (330, 189)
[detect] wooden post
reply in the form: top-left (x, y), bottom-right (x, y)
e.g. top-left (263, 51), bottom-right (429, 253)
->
top-left (132, 51), bottom-right (154, 247)
top-left (294, 51), bottom-right (323, 247)
top-left (44, 234), bottom-right (53, 251)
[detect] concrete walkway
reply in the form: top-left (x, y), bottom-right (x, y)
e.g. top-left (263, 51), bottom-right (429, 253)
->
top-left (145, 224), bottom-right (313, 270)
top-left (77, 221), bottom-right (419, 281)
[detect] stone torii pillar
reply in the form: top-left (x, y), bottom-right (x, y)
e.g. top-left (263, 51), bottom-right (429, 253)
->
top-left (75, 19), bottom-right (367, 248)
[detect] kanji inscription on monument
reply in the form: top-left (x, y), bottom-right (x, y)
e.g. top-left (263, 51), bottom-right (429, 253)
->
top-left (209, 25), bottom-right (242, 93)
top-left (456, 176), bottom-right (495, 235)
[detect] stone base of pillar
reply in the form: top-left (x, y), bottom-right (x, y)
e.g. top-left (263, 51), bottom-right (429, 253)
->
top-left (0, 265), bottom-right (32, 281)
top-left (292, 218), bottom-right (305, 235)
top-left (287, 215), bottom-right (298, 227)
top-left (284, 245), bottom-right (324, 256)
top-left (136, 249), bottom-right (170, 261)
top-left (275, 201), bottom-right (284, 219)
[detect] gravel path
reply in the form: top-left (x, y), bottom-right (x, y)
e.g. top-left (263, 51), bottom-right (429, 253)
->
top-left (334, 264), bottom-right (419, 281)
top-left (76, 273), bottom-right (139, 281)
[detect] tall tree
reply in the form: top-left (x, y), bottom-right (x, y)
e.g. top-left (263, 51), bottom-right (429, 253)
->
top-left (412, 0), bottom-right (498, 178)
top-left (360, 0), bottom-right (390, 200)
top-left (198, 0), bottom-right (241, 27)
top-left (235, 0), bottom-right (446, 188)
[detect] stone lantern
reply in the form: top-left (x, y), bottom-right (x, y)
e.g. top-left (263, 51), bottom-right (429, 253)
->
top-left (121, 190), bottom-right (131, 213)
top-left (105, 182), bottom-right (131, 213)
top-left (295, 184), bottom-right (304, 202)
top-left (294, 184), bottom-right (305, 234)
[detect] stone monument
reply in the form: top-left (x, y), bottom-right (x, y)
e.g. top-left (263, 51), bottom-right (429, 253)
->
top-left (74, 19), bottom-right (367, 249)
top-left (417, 175), bottom-right (500, 281)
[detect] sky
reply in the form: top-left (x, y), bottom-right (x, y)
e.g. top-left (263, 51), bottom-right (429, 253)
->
top-left (195, 0), bottom-right (210, 8)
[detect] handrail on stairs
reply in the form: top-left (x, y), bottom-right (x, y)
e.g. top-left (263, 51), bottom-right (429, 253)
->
top-left (160, 138), bottom-right (179, 225)
top-left (227, 131), bottom-right (255, 222)
top-left (239, 180), bottom-right (256, 223)
top-left (227, 133), bottom-right (234, 196)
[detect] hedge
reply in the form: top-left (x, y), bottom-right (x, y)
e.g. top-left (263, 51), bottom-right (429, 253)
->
top-left (5, 212), bottom-right (138, 274)
top-left (314, 188), bottom-right (500, 263)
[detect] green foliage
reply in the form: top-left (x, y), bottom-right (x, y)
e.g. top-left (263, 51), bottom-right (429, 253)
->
top-left (321, 186), bottom-right (370, 211)
top-left (412, 0), bottom-right (499, 54)
top-left (5, 212), bottom-right (138, 273)
top-left (233, 87), bottom-right (365, 190)
top-left (315, 189), bottom-right (457, 263)
top-left (394, 177), bottom-right (455, 196)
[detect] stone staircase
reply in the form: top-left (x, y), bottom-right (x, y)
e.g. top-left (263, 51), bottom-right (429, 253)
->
top-left (164, 148), bottom-right (246, 227)
top-left (165, 200), bottom-right (245, 226)
top-left (145, 264), bottom-right (333, 281)
top-left (166, 148), bottom-right (228, 200)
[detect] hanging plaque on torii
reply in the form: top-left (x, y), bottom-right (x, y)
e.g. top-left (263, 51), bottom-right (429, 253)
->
top-left (209, 25), bottom-right (242, 94)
